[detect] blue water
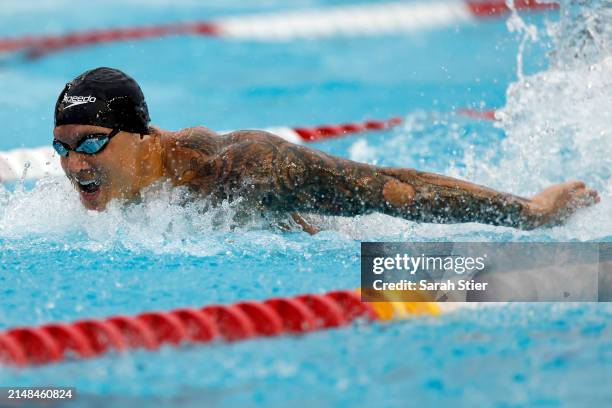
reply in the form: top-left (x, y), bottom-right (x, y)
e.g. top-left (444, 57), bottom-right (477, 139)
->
top-left (0, 1), bottom-right (611, 407)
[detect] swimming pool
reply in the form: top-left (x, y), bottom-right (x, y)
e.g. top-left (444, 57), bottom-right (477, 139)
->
top-left (0, 0), bottom-right (611, 406)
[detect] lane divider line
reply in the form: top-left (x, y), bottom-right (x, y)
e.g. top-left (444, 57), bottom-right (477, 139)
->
top-left (0, 1), bottom-right (558, 58)
top-left (0, 288), bottom-right (460, 367)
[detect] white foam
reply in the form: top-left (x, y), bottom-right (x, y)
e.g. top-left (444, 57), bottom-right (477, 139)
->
top-left (0, 177), bottom-right (289, 256)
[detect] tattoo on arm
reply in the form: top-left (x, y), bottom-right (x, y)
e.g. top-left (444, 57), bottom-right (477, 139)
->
top-left (378, 168), bottom-right (535, 228)
top-left (184, 130), bottom-right (537, 229)
top-left (260, 134), bottom-right (535, 228)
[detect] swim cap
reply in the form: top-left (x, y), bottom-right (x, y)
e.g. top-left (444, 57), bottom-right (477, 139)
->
top-left (54, 67), bottom-right (150, 134)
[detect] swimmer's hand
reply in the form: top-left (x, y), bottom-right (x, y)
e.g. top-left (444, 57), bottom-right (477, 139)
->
top-left (527, 181), bottom-right (600, 228)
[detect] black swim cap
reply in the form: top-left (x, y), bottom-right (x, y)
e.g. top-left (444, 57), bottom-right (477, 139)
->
top-left (54, 67), bottom-right (150, 134)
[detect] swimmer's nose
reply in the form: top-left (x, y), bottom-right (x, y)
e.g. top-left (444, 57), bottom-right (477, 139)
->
top-left (61, 152), bottom-right (95, 176)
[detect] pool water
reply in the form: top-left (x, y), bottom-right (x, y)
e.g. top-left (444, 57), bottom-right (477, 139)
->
top-left (0, 0), bottom-right (611, 406)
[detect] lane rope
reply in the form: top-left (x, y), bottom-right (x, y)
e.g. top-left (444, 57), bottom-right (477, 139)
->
top-left (0, 288), bottom-right (468, 367)
top-left (0, 1), bottom-right (557, 58)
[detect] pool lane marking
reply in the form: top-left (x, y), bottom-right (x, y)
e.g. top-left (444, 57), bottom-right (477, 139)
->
top-left (0, 1), bottom-right (558, 59)
top-left (0, 288), bottom-right (473, 367)
top-left (0, 111), bottom-right (497, 183)
top-left (467, 0), bottom-right (557, 16)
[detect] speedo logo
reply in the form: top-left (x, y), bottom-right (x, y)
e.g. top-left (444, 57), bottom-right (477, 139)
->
top-left (62, 95), bottom-right (97, 109)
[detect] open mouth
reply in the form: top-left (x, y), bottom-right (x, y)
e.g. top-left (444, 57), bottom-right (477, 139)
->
top-left (77, 178), bottom-right (101, 196)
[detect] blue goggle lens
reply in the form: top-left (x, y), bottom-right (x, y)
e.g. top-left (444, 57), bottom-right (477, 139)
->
top-left (52, 140), bottom-right (70, 157)
top-left (52, 129), bottom-right (118, 157)
top-left (75, 136), bottom-right (110, 155)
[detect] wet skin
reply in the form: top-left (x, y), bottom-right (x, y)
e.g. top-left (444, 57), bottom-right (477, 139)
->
top-left (53, 124), bottom-right (600, 230)
top-left (53, 124), bottom-right (163, 211)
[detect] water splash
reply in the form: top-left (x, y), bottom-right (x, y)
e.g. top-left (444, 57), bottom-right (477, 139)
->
top-left (549, 0), bottom-right (612, 69)
top-left (0, 177), bottom-right (293, 256)
top-left (505, 0), bottom-right (539, 81)
top-left (457, 0), bottom-right (611, 240)
top-left (492, 0), bottom-right (612, 208)
top-left (341, 1), bottom-right (612, 241)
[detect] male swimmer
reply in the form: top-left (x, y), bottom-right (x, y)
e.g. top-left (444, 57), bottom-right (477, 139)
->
top-left (53, 67), bottom-right (599, 232)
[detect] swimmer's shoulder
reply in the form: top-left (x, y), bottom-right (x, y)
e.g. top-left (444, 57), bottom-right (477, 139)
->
top-left (156, 125), bottom-right (221, 155)
top-left (160, 125), bottom-right (217, 146)
top-left (223, 129), bottom-right (293, 146)
top-left (155, 125), bottom-right (221, 185)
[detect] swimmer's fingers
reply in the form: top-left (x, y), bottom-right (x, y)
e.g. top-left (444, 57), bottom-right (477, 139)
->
top-left (570, 187), bottom-right (600, 208)
top-left (291, 212), bottom-right (319, 235)
top-left (564, 181), bottom-right (599, 209)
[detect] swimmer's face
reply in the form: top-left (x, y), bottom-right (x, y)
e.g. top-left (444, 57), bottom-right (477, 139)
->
top-left (53, 124), bottom-right (144, 211)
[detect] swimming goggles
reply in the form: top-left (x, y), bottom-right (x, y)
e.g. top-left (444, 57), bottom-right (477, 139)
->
top-left (53, 129), bottom-right (120, 157)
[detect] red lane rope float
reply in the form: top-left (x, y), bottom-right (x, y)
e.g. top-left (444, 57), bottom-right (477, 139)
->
top-left (201, 305), bottom-right (257, 341)
top-left (264, 298), bottom-right (318, 333)
top-left (0, 334), bottom-right (27, 366)
top-left (11, 23), bottom-right (218, 59)
top-left (326, 290), bottom-right (378, 321)
top-left (137, 312), bottom-right (188, 346)
top-left (235, 302), bottom-right (284, 336)
top-left (72, 320), bottom-right (127, 356)
top-left (467, 0), bottom-right (558, 16)
top-left (294, 117), bottom-right (403, 142)
top-left (2, 328), bottom-right (62, 365)
top-left (170, 308), bottom-right (218, 342)
top-left (0, 1), bottom-right (558, 59)
top-left (106, 316), bottom-right (159, 350)
top-left (457, 108), bottom-right (497, 121)
top-left (0, 289), bottom-right (387, 367)
top-left (40, 324), bottom-right (95, 359)
top-left (294, 294), bottom-right (347, 328)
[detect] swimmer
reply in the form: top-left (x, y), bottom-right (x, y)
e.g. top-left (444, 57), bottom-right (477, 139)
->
top-left (53, 67), bottom-right (599, 232)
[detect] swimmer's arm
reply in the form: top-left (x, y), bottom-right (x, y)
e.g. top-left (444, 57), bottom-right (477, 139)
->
top-left (248, 133), bottom-right (598, 230)
top-left (189, 130), bottom-right (598, 230)
top-left (293, 166), bottom-right (540, 229)
top-left (374, 168), bottom-right (538, 228)
top-left (224, 134), bottom-right (529, 228)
